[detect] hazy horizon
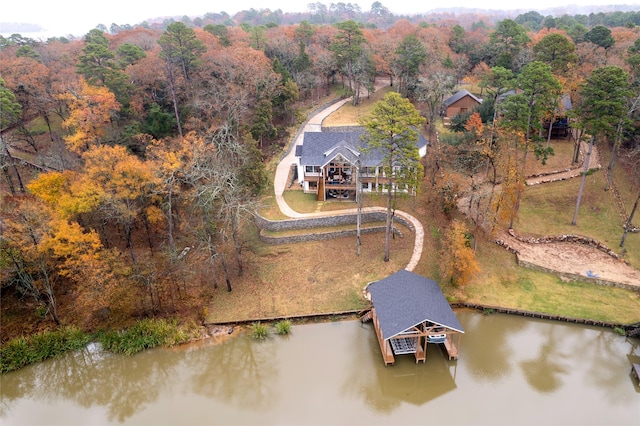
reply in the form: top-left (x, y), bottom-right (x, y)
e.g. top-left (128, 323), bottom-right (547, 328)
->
top-left (2, 0), bottom-right (640, 38)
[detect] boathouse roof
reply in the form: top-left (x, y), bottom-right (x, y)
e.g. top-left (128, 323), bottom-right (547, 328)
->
top-left (368, 270), bottom-right (464, 341)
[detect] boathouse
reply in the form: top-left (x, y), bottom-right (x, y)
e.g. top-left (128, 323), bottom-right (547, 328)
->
top-left (367, 270), bottom-right (464, 365)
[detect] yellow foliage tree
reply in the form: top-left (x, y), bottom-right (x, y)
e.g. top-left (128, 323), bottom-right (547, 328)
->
top-left (59, 79), bottom-right (121, 153)
top-left (27, 170), bottom-right (102, 220)
top-left (82, 145), bottom-right (161, 265)
top-left (442, 221), bottom-right (480, 287)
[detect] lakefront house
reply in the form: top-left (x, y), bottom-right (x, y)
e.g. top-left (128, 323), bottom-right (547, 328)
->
top-left (294, 129), bottom-right (428, 202)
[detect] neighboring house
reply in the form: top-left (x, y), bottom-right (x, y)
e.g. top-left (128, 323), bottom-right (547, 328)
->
top-left (498, 90), bottom-right (572, 138)
top-left (295, 129), bottom-right (428, 202)
top-left (542, 94), bottom-right (572, 138)
top-left (442, 89), bottom-right (482, 118)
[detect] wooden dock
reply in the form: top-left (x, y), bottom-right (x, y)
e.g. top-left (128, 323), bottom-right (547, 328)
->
top-left (632, 363), bottom-right (640, 385)
top-left (372, 309), bottom-right (395, 365)
top-left (443, 335), bottom-right (459, 360)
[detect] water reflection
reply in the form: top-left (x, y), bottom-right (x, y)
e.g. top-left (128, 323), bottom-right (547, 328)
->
top-left (520, 327), bottom-right (569, 393)
top-left (1, 311), bottom-right (639, 426)
top-left (187, 334), bottom-right (278, 409)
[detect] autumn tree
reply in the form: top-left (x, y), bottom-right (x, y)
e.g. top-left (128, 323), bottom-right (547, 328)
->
top-left (490, 129), bottom-right (526, 231)
top-left (59, 79), bottom-right (121, 153)
top-left (465, 112), bottom-right (484, 140)
top-left (1, 197), bottom-right (62, 324)
top-left (442, 221), bottom-right (480, 287)
top-left (81, 145), bottom-right (161, 266)
top-left (0, 55), bottom-right (54, 152)
top-left (360, 92), bottom-right (425, 262)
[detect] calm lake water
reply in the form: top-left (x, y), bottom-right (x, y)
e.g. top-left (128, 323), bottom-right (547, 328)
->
top-left (1, 310), bottom-right (639, 425)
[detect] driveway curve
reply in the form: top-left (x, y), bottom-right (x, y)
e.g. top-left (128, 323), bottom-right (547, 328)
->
top-left (273, 96), bottom-right (425, 271)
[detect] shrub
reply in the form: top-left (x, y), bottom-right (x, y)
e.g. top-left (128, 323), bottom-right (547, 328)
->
top-left (0, 327), bottom-right (90, 373)
top-left (274, 320), bottom-right (292, 335)
top-left (97, 318), bottom-right (189, 356)
top-left (251, 322), bottom-right (269, 340)
top-left (613, 327), bottom-right (626, 336)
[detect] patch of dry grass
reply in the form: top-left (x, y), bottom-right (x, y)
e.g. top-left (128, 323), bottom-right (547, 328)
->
top-left (205, 226), bottom-right (414, 323)
top-left (322, 86), bottom-right (394, 127)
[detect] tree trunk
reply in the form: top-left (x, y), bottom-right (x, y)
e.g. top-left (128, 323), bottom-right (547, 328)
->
top-left (572, 136), bottom-right (595, 226)
top-left (2, 139), bottom-right (25, 193)
top-left (546, 113), bottom-right (555, 149)
top-left (221, 255), bottom-right (232, 292)
top-left (356, 163), bottom-right (362, 256)
top-left (572, 128), bottom-right (582, 165)
top-left (207, 235), bottom-right (217, 289)
top-left (231, 215), bottom-right (243, 276)
top-left (605, 119), bottom-right (622, 191)
top-left (165, 64), bottom-right (183, 138)
top-left (384, 183), bottom-right (392, 262)
top-left (166, 183), bottom-right (175, 254)
top-left (125, 224), bottom-right (139, 270)
top-left (620, 193), bottom-right (639, 248)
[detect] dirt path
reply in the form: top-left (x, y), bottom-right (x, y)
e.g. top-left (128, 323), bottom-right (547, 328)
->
top-left (458, 141), bottom-right (640, 289)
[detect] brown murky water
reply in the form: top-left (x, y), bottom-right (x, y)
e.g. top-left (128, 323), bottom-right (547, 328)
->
top-left (1, 310), bottom-right (639, 425)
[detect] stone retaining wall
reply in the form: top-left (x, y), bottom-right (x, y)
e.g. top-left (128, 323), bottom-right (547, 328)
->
top-left (515, 258), bottom-right (638, 291)
top-left (255, 211), bottom-right (414, 233)
top-left (259, 225), bottom-right (403, 244)
top-left (254, 211), bottom-right (413, 245)
top-left (507, 229), bottom-right (628, 264)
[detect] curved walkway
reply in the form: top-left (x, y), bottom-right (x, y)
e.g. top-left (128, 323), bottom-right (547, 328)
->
top-left (273, 95), bottom-right (425, 271)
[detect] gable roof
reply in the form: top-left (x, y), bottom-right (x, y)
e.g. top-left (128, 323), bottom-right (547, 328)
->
top-left (298, 130), bottom-right (428, 167)
top-left (368, 270), bottom-right (464, 341)
top-left (443, 89), bottom-right (482, 107)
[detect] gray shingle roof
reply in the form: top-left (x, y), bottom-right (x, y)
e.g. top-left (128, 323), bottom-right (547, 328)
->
top-left (443, 89), bottom-right (482, 107)
top-left (368, 270), bottom-right (464, 340)
top-left (297, 131), bottom-right (428, 167)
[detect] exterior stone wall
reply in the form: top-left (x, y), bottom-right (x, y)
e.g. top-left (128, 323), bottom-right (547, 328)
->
top-left (254, 211), bottom-right (414, 245)
top-left (259, 225), bottom-right (403, 245)
top-left (255, 211), bottom-right (414, 233)
top-left (516, 258), bottom-right (638, 291)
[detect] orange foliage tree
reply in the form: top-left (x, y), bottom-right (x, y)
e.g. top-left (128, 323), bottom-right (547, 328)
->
top-left (59, 79), bottom-right (120, 153)
top-left (442, 221), bottom-right (480, 287)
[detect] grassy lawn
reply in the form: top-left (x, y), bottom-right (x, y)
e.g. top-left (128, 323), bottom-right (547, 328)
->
top-left (205, 224), bottom-right (414, 323)
top-left (460, 241), bottom-right (640, 324)
top-left (322, 85), bottom-right (394, 127)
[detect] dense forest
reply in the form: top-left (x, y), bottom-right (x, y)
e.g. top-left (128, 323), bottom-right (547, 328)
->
top-left (1, 4), bottom-right (640, 342)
